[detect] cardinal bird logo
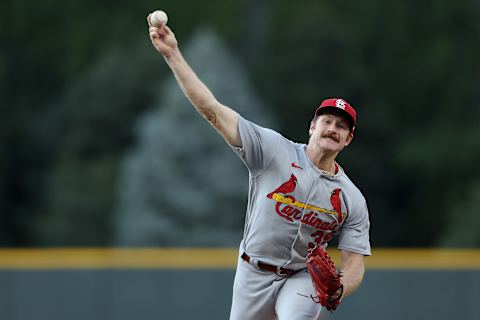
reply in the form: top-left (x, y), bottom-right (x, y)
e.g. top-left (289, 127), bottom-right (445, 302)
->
top-left (330, 189), bottom-right (343, 224)
top-left (267, 174), bottom-right (297, 199)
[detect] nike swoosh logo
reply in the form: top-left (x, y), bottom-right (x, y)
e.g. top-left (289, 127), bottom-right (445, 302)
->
top-left (291, 162), bottom-right (303, 169)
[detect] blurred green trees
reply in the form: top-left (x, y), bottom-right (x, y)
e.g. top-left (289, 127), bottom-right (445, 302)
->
top-left (0, 0), bottom-right (479, 247)
top-left (113, 28), bottom-right (275, 246)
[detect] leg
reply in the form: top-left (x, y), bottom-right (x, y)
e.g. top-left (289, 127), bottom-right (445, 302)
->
top-left (275, 269), bottom-right (322, 320)
top-left (229, 258), bottom-right (281, 320)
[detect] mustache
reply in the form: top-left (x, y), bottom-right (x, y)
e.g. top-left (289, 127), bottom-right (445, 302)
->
top-left (322, 133), bottom-right (340, 142)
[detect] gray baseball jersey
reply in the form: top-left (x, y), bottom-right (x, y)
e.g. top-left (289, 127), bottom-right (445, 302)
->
top-left (231, 115), bottom-right (371, 270)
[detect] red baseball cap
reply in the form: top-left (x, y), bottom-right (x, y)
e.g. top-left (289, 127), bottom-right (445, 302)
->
top-left (314, 98), bottom-right (357, 130)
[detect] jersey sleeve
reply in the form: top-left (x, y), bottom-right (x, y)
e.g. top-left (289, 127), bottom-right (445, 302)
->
top-left (230, 114), bottom-right (281, 176)
top-left (337, 200), bottom-right (371, 256)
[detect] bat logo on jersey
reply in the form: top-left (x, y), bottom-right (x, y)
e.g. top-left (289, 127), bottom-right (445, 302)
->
top-left (266, 175), bottom-right (345, 228)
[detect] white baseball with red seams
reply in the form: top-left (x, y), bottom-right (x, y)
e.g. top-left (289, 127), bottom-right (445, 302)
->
top-left (228, 115), bottom-right (371, 320)
top-left (150, 10), bottom-right (168, 27)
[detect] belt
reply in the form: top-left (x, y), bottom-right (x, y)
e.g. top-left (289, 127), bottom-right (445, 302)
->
top-left (241, 252), bottom-right (296, 277)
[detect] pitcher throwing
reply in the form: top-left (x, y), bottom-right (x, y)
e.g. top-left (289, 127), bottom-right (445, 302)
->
top-left (147, 12), bottom-right (371, 320)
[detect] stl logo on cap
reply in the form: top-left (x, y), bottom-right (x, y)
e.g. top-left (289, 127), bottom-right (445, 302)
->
top-left (335, 99), bottom-right (346, 110)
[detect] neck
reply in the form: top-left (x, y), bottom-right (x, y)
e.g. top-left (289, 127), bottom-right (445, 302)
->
top-left (306, 145), bottom-right (338, 174)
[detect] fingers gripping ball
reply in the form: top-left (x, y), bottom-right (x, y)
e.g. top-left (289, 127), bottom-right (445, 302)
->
top-left (306, 246), bottom-right (344, 311)
top-left (151, 10), bottom-right (168, 27)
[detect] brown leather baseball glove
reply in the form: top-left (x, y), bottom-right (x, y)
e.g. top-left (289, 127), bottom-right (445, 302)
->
top-left (306, 246), bottom-right (344, 311)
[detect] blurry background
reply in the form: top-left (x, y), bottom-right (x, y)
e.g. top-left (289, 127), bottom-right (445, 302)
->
top-left (1, 0), bottom-right (480, 248)
top-left (1, 0), bottom-right (480, 319)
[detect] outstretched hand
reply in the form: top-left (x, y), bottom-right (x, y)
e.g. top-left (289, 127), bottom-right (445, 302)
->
top-left (147, 13), bottom-right (178, 58)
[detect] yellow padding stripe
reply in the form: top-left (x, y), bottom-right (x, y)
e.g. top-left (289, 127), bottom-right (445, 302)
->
top-left (0, 248), bottom-right (237, 270)
top-left (0, 248), bottom-right (478, 270)
top-left (361, 249), bottom-right (480, 270)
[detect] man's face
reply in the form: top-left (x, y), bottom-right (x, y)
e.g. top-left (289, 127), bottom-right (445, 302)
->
top-left (308, 113), bottom-right (354, 154)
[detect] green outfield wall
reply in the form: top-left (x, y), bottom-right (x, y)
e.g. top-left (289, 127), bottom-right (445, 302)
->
top-left (0, 249), bottom-right (479, 320)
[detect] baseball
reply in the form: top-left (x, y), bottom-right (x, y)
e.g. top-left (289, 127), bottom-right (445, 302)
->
top-left (151, 10), bottom-right (168, 27)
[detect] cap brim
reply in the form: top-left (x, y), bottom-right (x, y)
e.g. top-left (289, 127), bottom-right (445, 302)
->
top-left (315, 107), bottom-right (355, 130)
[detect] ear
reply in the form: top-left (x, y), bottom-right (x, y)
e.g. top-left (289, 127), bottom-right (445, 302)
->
top-left (308, 120), bottom-right (316, 136)
top-left (344, 131), bottom-right (354, 146)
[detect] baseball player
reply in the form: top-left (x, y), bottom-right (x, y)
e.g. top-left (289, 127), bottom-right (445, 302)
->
top-left (148, 14), bottom-right (371, 320)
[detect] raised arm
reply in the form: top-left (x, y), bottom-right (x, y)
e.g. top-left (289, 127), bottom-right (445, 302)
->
top-left (147, 13), bottom-right (241, 147)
